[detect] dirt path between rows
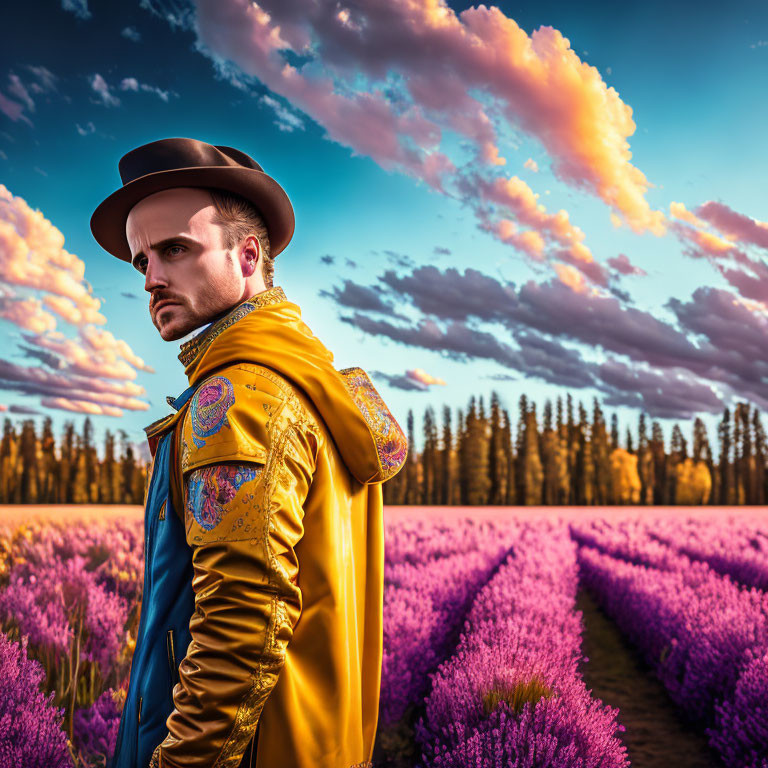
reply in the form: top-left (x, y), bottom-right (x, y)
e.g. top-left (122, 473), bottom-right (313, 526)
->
top-left (576, 587), bottom-right (721, 767)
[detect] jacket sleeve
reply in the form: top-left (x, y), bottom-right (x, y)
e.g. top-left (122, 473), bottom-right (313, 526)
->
top-left (149, 366), bottom-right (319, 768)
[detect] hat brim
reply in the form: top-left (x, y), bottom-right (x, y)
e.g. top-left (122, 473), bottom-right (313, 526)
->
top-left (90, 166), bottom-right (295, 262)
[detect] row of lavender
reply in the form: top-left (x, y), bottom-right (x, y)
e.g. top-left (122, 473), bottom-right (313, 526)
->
top-left (378, 517), bottom-right (629, 767)
top-left (570, 516), bottom-right (768, 591)
top-left (571, 518), bottom-right (768, 767)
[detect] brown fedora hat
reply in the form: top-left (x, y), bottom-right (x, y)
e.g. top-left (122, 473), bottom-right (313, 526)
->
top-left (90, 137), bottom-right (294, 262)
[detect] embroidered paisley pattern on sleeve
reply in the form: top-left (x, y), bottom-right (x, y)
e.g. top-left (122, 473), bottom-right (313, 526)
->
top-left (338, 366), bottom-right (408, 481)
top-left (186, 463), bottom-right (264, 533)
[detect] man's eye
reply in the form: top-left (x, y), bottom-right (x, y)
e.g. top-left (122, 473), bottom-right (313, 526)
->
top-left (167, 245), bottom-right (183, 255)
top-left (137, 258), bottom-right (147, 273)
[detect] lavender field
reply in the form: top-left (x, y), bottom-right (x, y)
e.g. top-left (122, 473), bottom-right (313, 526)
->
top-left (0, 505), bottom-right (766, 768)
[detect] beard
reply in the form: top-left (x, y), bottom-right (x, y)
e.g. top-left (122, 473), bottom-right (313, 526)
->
top-left (150, 258), bottom-right (242, 341)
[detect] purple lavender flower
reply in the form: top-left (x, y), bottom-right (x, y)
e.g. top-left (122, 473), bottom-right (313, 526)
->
top-left (0, 631), bottom-right (72, 768)
top-left (72, 688), bottom-right (122, 763)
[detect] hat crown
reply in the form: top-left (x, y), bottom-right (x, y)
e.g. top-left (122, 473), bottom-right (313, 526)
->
top-left (118, 137), bottom-right (264, 185)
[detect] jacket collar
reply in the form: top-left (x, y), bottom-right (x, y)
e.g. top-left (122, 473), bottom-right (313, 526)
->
top-left (143, 285), bottom-right (287, 446)
top-left (177, 285), bottom-right (287, 369)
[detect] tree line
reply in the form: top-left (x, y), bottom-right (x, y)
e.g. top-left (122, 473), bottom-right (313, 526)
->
top-left (1, 392), bottom-right (766, 506)
top-left (0, 416), bottom-right (147, 504)
top-left (382, 393), bottom-right (768, 506)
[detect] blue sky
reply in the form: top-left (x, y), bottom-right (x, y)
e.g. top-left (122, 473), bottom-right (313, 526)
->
top-left (0, 0), bottom-right (767, 454)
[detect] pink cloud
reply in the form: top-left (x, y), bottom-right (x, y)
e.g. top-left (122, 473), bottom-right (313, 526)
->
top-left (40, 397), bottom-right (124, 418)
top-left (23, 332), bottom-right (148, 381)
top-left (695, 201), bottom-right (768, 250)
top-left (0, 184), bottom-right (107, 324)
top-left (79, 326), bottom-right (155, 373)
top-left (406, 368), bottom-right (446, 387)
top-left (714, 260), bottom-right (768, 304)
top-left (0, 358), bottom-right (150, 412)
top-left (669, 201), bottom-right (768, 304)
top-left (607, 253), bottom-right (646, 277)
top-left (0, 185), bottom-right (154, 415)
top-left (469, 174), bottom-right (609, 284)
top-left (0, 296), bottom-right (57, 333)
top-left (0, 91), bottom-right (32, 126)
top-left (195, 0), bottom-right (455, 191)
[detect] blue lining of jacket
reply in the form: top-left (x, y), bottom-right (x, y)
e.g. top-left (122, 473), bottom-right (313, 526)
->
top-left (109, 382), bottom-right (198, 768)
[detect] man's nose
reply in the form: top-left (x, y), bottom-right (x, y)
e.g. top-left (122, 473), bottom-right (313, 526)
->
top-left (144, 255), bottom-right (168, 292)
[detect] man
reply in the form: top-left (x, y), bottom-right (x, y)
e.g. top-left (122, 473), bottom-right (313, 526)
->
top-left (90, 137), bottom-right (408, 768)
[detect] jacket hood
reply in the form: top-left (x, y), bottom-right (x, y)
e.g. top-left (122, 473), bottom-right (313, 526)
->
top-left (179, 287), bottom-right (407, 485)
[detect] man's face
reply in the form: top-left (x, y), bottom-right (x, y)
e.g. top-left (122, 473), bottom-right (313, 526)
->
top-left (126, 187), bottom-right (243, 341)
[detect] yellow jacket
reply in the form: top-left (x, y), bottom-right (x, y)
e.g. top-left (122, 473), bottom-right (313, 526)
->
top-left (146, 285), bottom-right (407, 768)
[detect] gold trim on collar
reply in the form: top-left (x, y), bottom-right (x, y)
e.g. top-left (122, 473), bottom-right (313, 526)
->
top-left (177, 285), bottom-right (287, 368)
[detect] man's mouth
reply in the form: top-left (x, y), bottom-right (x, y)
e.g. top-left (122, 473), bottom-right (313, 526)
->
top-left (153, 299), bottom-right (179, 313)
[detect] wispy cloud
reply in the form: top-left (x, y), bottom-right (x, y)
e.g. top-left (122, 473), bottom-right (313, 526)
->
top-left (119, 76), bottom-right (175, 102)
top-left (89, 73), bottom-right (178, 106)
top-left (8, 404), bottom-right (42, 415)
top-left (371, 370), bottom-right (430, 392)
top-left (669, 200), bottom-right (768, 304)
top-left (61, 0), bottom-right (91, 20)
top-left (607, 253), bottom-right (646, 277)
top-left (0, 66), bottom-right (59, 126)
top-left (90, 73), bottom-right (120, 107)
top-left (121, 26), bottom-right (141, 42)
top-left (259, 94), bottom-right (305, 132)
top-left (407, 367), bottom-right (446, 387)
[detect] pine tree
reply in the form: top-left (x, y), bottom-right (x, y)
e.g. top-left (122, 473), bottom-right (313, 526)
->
top-left (403, 410), bottom-right (419, 505)
top-left (610, 412), bottom-right (619, 450)
top-left (438, 405), bottom-right (454, 505)
top-left (591, 398), bottom-right (610, 504)
top-left (40, 417), bottom-right (57, 504)
top-left (753, 408), bottom-right (767, 505)
top-left (541, 399), bottom-right (559, 504)
top-left (421, 407), bottom-right (438, 505)
top-left (520, 403), bottom-right (543, 505)
top-left (576, 402), bottom-right (593, 504)
top-left (651, 421), bottom-right (666, 504)
top-left (514, 394), bottom-right (528, 505)
top-left (19, 420), bottom-right (39, 504)
top-left (61, 422), bottom-right (76, 503)
top-left (565, 393), bottom-right (576, 504)
top-left (463, 396), bottom-right (491, 505)
top-left (488, 392), bottom-right (506, 505)
top-left (501, 408), bottom-right (515, 505)
top-left (718, 408), bottom-right (734, 505)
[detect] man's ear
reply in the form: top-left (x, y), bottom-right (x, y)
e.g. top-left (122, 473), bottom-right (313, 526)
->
top-left (240, 235), bottom-right (260, 277)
